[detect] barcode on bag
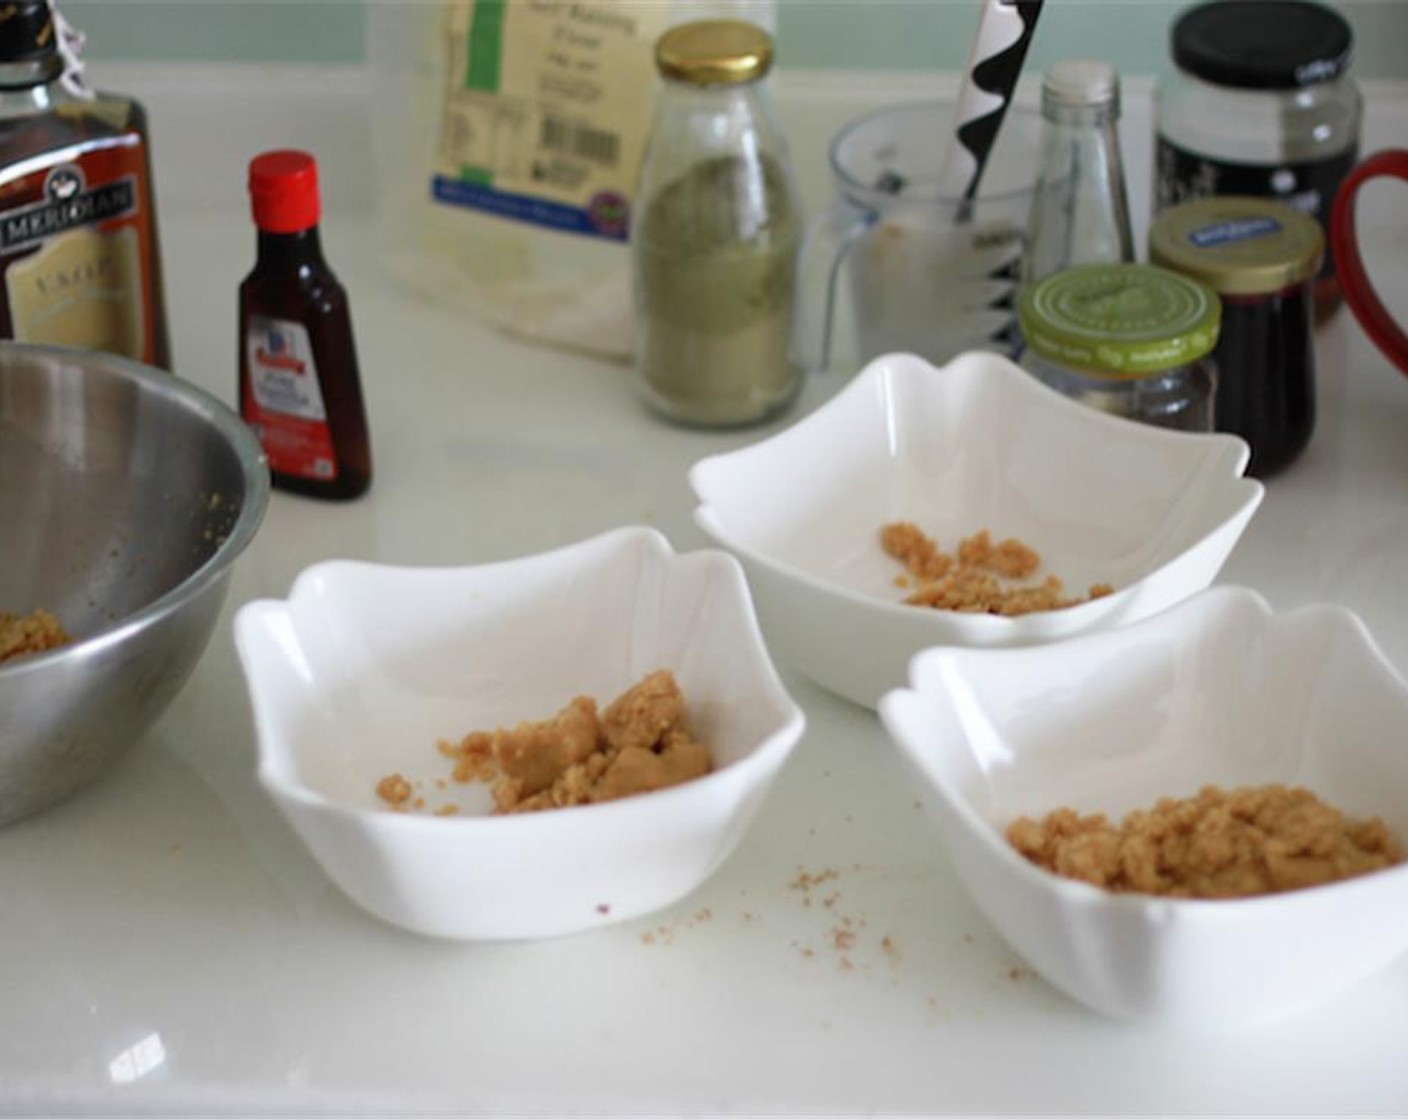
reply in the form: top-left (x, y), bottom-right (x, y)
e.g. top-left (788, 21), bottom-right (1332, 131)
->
top-left (539, 115), bottom-right (620, 166)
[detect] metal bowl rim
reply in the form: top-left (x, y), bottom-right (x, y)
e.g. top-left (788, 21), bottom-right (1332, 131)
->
top-left (0, 341), bottom-right (271, 679)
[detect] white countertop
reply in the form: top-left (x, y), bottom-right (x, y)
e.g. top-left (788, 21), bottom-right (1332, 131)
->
top-left (4, 66), bottom-right (1408, 1116)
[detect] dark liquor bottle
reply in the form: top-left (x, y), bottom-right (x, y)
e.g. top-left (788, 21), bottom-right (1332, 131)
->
top-left (0, 0), bottom-right (170, 367)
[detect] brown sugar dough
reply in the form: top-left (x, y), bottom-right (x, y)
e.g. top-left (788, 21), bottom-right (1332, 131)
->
top-left (956, 528), bottom-right (1040, 580)
top-left (375, 773), bottom-right (413, 807)
top-left (880, 522), bottom-right (1113, 616)
top-left (488, 693), bottom-right (601, 800)
top-left (590, 727), bottom-right (712, 805)
top-left (0, 608), bottom-right (70, 664)
top-left (388, 669), bottom-right (713, 815)
top-left (1007, 783), bottom-right (1405, 899)
top-left (879, 521), bottom-right (952, 582)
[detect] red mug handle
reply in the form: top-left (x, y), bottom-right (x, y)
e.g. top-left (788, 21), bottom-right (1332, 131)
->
top-left (1330, 149), bottom-right (1408, 380)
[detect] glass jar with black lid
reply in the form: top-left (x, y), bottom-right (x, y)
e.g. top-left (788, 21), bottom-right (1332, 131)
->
top-left (1153, 0), bottom-right (1360, 324)
top-left (1150, 195), bottom-right (1323, 478)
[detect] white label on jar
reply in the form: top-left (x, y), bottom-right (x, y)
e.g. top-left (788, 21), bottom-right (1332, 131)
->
top-left (246, 315), bottom-right (326, 421)
top-left (1188, 217), bottom-right (1282, 248)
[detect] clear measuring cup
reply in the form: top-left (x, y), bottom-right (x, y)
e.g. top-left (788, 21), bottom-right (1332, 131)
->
top-left (794, 100), bottom-right (1040, 372)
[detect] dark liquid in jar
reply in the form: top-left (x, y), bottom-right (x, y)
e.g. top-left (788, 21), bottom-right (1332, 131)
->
top-left (1214, 284), bottom-right (1314, 478)
top-left (1313, 272), bottom-right (1344, 326)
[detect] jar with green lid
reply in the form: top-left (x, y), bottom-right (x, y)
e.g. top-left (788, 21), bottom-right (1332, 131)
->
top-left (1149, 195), bottom-right (1323, 477)
top-left (632, 19), bottom-right (802, 428)
top-left (1018, 263), bottom-right (1222, 432)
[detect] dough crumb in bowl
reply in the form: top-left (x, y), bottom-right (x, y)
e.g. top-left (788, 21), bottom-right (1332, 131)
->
top-left (880, 523), bottom-right (1113, 615)
top-left (0, 609), bottom-right (69, 664)
top-left (1007, 783), bottom-right (1405, 899)
top-left (378, 670), bottom-right (713, 816)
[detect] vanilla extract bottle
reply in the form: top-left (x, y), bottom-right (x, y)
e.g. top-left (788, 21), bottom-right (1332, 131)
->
top-left (0, 1), bottom-right (169, 367)
top-left (240, 150), bottom-right (372, 500)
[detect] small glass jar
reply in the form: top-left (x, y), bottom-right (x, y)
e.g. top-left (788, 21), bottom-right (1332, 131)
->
top-left (631, 19), bottom-right (802, 428)
top-left (1153, 0), bottom-right (1360, 324)
top-left (1017, 263), bottom-right (1221, 432)
top-left (1150, 196), bottom-right (1323, 478)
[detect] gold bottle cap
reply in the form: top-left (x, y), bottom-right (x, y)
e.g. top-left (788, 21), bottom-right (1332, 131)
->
top-left (655, 19), bottom-right (774, 87)
top-left (1148, 196), bottom-right (1324, 296)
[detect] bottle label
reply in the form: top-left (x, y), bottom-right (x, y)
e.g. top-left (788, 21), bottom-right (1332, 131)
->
top-left (243, 315), bottom-right (338, 482)
top-left (429, 1), bottom-right (669, 241)
top-left (1154, 136), bottom-right (1357, 280)
top-left (0, 137), bottom-right (159, 362)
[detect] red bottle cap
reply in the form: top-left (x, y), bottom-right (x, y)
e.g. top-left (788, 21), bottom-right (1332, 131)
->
top-left (248, 150), bottom-right (321, 233)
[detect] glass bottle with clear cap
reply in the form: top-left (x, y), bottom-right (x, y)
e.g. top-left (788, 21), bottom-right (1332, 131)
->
top-left (632, 19), bottom-right (803, 428)
top-left (1018, 262), bottom-right (1221, 432)
top-left (1022, 58), bottom-right (1136, 289)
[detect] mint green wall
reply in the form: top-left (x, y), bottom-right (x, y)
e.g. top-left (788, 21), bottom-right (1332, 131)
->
top-left (781, 1), bottom-right (1405, 79)
top-left (62, 1), bottom-right (365, 64)
top-left (60, 1), bottom-right (1408, 79)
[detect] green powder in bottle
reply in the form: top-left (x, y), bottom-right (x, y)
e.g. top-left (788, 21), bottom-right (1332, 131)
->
top-left (633, 152), bottom-right (802, 427)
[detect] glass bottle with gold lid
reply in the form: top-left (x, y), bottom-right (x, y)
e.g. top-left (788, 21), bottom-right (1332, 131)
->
top-left (632, 19), bottom-right (802, 428)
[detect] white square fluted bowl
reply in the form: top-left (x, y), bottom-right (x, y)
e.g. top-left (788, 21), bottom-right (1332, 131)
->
top-left (232, 527), bottom-right (805, 941)
top-left (878, 586), bottom-right (1408, 1026)
top-left (689, 351), bottom-right (1263, 709)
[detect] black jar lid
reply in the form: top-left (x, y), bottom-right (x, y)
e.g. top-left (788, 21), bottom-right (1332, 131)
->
top-left (1171, 0), bottom-right (1353, 90)
top-left (0, 2), bottom-right (57, 64)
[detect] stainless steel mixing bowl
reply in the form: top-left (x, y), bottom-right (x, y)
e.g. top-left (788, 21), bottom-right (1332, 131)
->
top-left (0, 342), bottom-right (269, 825)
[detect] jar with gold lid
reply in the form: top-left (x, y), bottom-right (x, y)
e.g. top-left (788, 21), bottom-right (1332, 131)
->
top-left (1150, 195), bottom-right (1323, 477)
top-left (632, 19), bottom-right (802, 428)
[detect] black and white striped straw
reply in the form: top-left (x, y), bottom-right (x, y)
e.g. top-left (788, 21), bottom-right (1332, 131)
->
top-left (936, 0), bottom-right (1046, 208)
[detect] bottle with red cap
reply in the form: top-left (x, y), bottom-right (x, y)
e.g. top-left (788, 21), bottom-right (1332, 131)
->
top-left (239, 149), bottom-right (372, 500)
